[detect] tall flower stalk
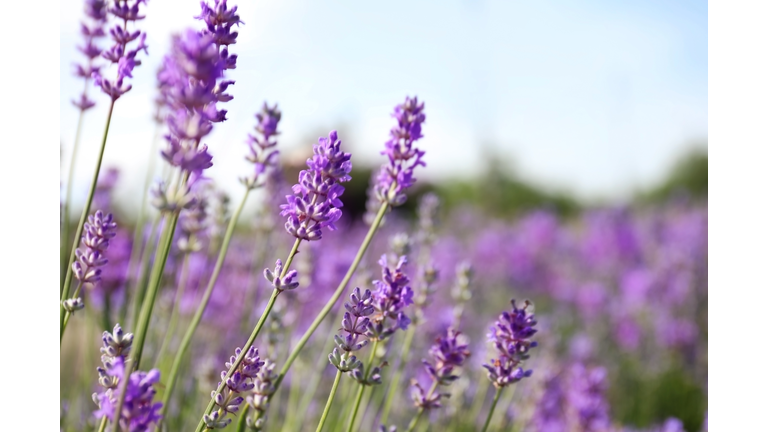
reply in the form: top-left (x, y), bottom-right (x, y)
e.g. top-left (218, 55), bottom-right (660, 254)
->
top-left (60, 0), bottom-right (148, 332)
top-left (195, 129), bottom-right (352, 431)
top-left (480, 299), bottom-right (538, 432)
top-left (62, 0), bottom-right (108, 288)
top-left (346, 255), bottom-right (414, 432)
top-left (245, 96), bottom-right (428, 429)
top-left (112, 7), bottom-right (237, 426)
top-left (316, 287), bottom-right (375, 432)
top-left (160, 103), bottom-right (284, 426)
top-left (405, 328), bottom-right (470, 432)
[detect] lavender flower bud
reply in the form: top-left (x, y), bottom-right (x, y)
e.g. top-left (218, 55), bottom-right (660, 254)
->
top-left (241, 103), bottom-right (282, 189)
top-left (62, 298), bottom-right (85, 312)
top-left (203, 410), bottom-right (232, 429)
top-left (72, 210), bottom-right (117, 287)
top-left (365, 255), bottom-right (414, 342)
top-left (263, 259), bottom-right (300, 292)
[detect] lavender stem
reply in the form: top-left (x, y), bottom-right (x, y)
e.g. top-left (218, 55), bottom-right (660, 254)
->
top-left (153, 251), bottom-right (191, 368)
top-left (96, 414), bottom-right (108, 432)
top-left (346, 339), bottom-right (380, 432)
top-left (158, 187), bottom-right (257, 428)
top-left (60, 99), bottom-right (115, 335)
top-left (480, 387), bottom-right (503, 432)
top-left (129, 214), bottom-right (162, 330)
top-left (194, 238), bottom-right (302, 432)
top-left (316, 369), bottom-right (343, 432)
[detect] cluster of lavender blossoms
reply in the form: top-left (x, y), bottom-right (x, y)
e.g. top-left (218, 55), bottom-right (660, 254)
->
top-left (373, 96), bottom-right (427, 206)
top-left (483, 299), bottom-right (538, 387)
top-left (366, 255), bottom-right (415, 341)
top-left (73, 0), bottom-right (108, 110)
top-left (280, 131), bottom-right (352, 241)
top-left (64, 210), bottom-right (118, 312)
top-left (204, 347), bottom-right (264, 429)
top-left (329, 288), bottom-right (374, 376)
top-left (92, 324), bottom-right (163, 432)
top-left (92, 0), bottom-right (149, 101)
top-left (244, 360), bottom-right (279, 431)
top-left (241, 103), bottom-right (282, 189)
top-left (411, 328), bottom-right (471, 410)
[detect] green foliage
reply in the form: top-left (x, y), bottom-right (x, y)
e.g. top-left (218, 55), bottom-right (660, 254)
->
top-left (639, 147), bottom-right (708, 204)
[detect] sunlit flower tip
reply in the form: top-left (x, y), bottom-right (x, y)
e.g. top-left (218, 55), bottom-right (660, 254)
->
top-left (62, 298), bottom-right (85, 312)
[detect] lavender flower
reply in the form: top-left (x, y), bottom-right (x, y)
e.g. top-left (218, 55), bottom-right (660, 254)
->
top-left (71, 210), bottom-right (117, 286)
top-left (241, 103), bottom-right (282, 189)
top-left (72, 0), bottom-right (108, 110)
top-left (92, 324), bottom-right (162, 432)
top-left (245, 360), bottom-right (279, 431)
top-left (280, 131), bottom-right (352, 241)
top-left (329, 288), bottom-right (374, 373)
top-left (92, 0), bottom-right (148, 101)
top-left (204, 347), bottom-right (264, 429)
top-left (411, 328), bottom-right (470, 410)
top-left (483, 299), bottom-right (538, 388)
top-left (373, 96), bottom-right (427, 206)
top-left (263, 259), bottom-right (300, 292)
top-left (366, 255), bottom-right (414, 341)
top-left (196, 0), bottom-right (242, 69)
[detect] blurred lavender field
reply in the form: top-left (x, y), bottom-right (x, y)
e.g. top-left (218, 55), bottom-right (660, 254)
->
top-left (59, 1), bottom-right (707, 432)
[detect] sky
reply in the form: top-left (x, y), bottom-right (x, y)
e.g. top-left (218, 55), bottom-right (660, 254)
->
top-left (59, 0), bottom-right (707, 209)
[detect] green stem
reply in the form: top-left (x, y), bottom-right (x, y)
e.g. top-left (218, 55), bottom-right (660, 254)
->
top-left (119, 124), bottom-right (162, 326)
top-left (153, 251), bottom-right (192, 368)
top-left (61, 85), bottom-right (89, 291)
top-left (380, 325), bottom-right (416, 424)
top-left (468, 375), bottom-right (490, 424)
top-left (480, 387), bottom-right (503, 432)
top-left (405, 381), bottom-right (439, 432)
top-left (157, 188), bottom-right (255, 428)
top-left (130, 215), bottom-right (162, 330)
top-left (194, 238), bottom-right (302, 432)
top-left (96, 415), bottom-right (108, 432)
top-left (346, 339), bottom-right (380, 432)
top-left (111, 198), bottom-right (183, 432)
top-left (60, 99), bottom-right (116, 338)
top-left (272, 201), bottom-right (389, 395)
top-left (294, 306), bottom-right (347, 430)
top-left (315, 369), bottom-right (343, 432)
top-left (235, 405), bottom-right (250, 432)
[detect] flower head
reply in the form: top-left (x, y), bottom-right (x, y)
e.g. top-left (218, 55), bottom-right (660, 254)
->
top-left (279, 131), bottom-right (352, 241)
top-left (71, 210), bottom-right (117, 286)
top-left (72, 0), bottom-right (108, 111)
top-left (241, 103), bottom-right (282, 189)
top-left (365, 255), bottom-right (414, 341)
top-left (483, 299), bottom-right (538, 388)
top-left (372, 96), bottom-right (427, 206)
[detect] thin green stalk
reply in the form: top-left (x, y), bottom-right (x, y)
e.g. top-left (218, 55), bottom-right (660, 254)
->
top-left (315, 369), bottom-right (343, 432)
top-left (293, 306), bottom-right (347, 431)
top-left (61, 100), bottom-right (116, 337)
top-left (129, 215), bottom-right (162, 330)
top-left (119, 125), bottom-right (162, 325)
top-left (194, 238), bottom-right (302, 432)
top-left (346, 339), bottom-right (380, 432)
top-left (102, 294), bottom-right (112, 335)
top-left (61, 84), bottom-right (89, 290)
top-left (380, 325), bottom-right (416, 424)
top-left (111, 197), bottom-right (182, 432)
top-left (480, 387), bottom-right (503, 432)
top-left (96, 415), bottom-right (108, 432)
top-left (405, 381), bottom-right (439, 432)
top-left (235, 405), bottom-right (250, 432)
top-left (156, 189), bottom-right (254, 428)
top-left (153, 251), bottom-right (192, 368)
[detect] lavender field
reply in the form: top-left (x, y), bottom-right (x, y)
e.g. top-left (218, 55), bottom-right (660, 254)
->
top-left (59, 1), bottom-right (708, 431)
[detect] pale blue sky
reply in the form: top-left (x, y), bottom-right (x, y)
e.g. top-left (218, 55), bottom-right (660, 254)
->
top-left (60, 0), bottom-right (707, 205)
